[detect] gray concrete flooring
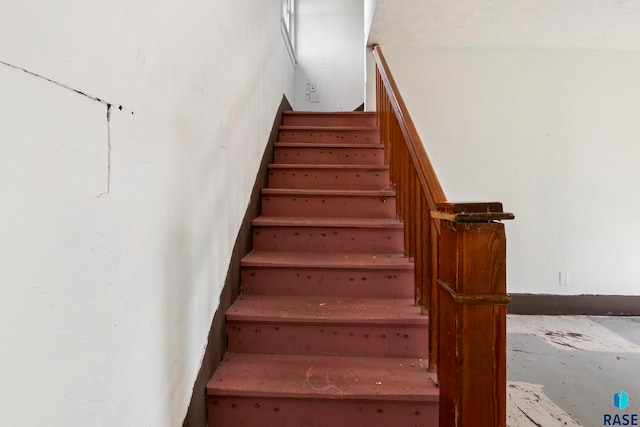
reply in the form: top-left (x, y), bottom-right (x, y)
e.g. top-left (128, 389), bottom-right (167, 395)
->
top-left (507, 315), bottom-right (640, 427)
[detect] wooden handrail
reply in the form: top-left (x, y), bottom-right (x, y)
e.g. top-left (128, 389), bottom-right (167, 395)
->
top-left (373, 45), bottom-right (446, 370)
top-left (372, 45), bottom-right (514, 427)
top-left (372, 45), bottom-right (446, 211)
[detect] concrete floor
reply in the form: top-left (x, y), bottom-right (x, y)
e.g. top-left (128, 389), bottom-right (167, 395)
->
top-left (507, 315), bottom-right (640, 427)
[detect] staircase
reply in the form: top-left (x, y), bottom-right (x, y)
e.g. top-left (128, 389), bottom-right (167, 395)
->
top-left (206, 111), bottom-right (439, 427)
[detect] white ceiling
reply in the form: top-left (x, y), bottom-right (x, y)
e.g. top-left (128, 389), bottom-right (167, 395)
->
top-left (368, 0), bottom-right (640, 50)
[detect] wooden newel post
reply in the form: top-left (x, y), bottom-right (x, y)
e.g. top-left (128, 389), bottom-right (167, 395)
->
top-left (431, 202), bottom-right (514, 427)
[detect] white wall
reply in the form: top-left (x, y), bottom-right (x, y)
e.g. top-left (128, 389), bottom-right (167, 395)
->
top-left (293, 0), bottom-right (364, 111)
top-left (364, 0), bottom-right (378, 41)
top-left (363, 0), bottom-right (378, 111)
top-left (365, 48), bottom-right (377, 111)
top-left (0, 1), bottom-right (293, 426)
top-left (380, 46), bottom-right (640, 296)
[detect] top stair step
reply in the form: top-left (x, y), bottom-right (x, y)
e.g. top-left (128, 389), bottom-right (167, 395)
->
top-left (283, 111), bottom-right (376, 127)
top-left (280, 126), bottom-right (379, 144)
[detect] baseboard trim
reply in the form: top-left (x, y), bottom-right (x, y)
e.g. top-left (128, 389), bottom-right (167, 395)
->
top-left (182, 95), bottom-right (292, 427)
top-left (508, 293), bottom-right (640, 316)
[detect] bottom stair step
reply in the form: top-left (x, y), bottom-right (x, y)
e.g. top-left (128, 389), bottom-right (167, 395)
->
top-left (207, 352), bottom-right (438, 427)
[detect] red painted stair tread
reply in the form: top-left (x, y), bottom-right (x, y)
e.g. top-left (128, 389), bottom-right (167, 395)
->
top-left (207, 352), bottom-right (438, 401)
top-left (268, 163), bottom-right (388, 170)
top-left (274, 145), bottom-right (385, 165)
top-left (252, 216), bottom-right (403, 228)
top-left (241, 251), bottom-right (413, 269)
top-left (280, 125), bottom-right (378, 131)
top-left (283, 111), bottom-right (376, 127)
top-left (278, 126), bottom-right (380, 144)
top-left (261, 189), bottom-right (397, 218)
top-left (261, 188), bottom-right (395, 196)
top-left (226, 295), bottom-right (427, 325)
top-left (275, 142), bottom-right (384, 148)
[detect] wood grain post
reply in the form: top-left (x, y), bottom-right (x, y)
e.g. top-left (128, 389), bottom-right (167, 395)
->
top-left (431, 202), bottom-right (514, 427)
top-left (428, 217), bottom-right (439, 371)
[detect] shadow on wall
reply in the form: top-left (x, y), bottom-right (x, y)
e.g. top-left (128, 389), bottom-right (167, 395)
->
top-left (159, 101), bottom-right (239, 425)
top-left (162, 130), bottom-right (225, 425)
top-left (180, 95), bottom-right (292, 427)
top-left (163, 34), bottom-right (293, 423)
top-left (163, 220), bottom-right (193, 426)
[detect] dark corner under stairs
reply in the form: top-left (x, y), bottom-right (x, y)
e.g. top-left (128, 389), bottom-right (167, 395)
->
top-left (206, 111), bottom-right (439, 426)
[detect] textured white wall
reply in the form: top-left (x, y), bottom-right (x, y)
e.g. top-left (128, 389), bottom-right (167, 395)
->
top-left (0, 1), bottom-right (293, 426)
top-left (369, 0), bottom-right (640, 50)
top-left (381, 47), bottom-right (640, 295)
top-left (293, 0), bottom-right (364, 111)
top-left (363, 0), bottom-right (378, 111)
top-left (365, 48), bottom-right (376, 111)
top-left (364, 0), bottom-right (378, 41)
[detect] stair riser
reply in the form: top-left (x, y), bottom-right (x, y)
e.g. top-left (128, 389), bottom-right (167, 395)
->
top-left (253, 227), bottom-right (404, 253)
top-left (262, 195), bottom-right (396, 218)
top-left (227, 322), bottom-right (428, 358)
top-left (268, 169), bottom-right (390, 190)
top-left (241, 267), bottom-right (413, 298)
top-left (283, 114), bottom-right (377, 127)
top-left (208, 397), bottom-right (437, 427)
top-left (279, 129), bottom-right (379, 144)
top-left (274, 146), bottom-right (385, 165)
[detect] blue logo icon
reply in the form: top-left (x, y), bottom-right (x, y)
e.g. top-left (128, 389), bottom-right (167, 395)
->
top-left (604, 390), bottom-right (637, 425)
top-left (615, 390), bottom-right (629, 411)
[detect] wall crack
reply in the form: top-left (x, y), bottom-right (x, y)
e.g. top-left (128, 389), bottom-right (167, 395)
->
top-left (0, 59), bottom-right (129, 111)
top-left (97, 105), bottom-right (112, 198)
top-left (0, 59), bottom-right (135, 198)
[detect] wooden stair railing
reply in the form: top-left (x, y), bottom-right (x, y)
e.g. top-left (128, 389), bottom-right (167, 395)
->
top-left (372, 45), bottom-right (515, 427)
